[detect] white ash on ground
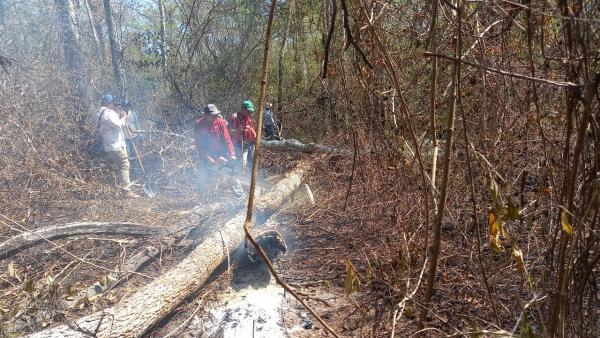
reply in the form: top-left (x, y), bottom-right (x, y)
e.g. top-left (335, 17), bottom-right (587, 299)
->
top-left (198, 282), bottom-right (287, 337)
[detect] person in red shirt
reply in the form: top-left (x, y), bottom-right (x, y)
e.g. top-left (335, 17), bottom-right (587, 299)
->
top-left (229, 100), bottom-right (257, 168)
top-left (193, 104), bottom-right (242, 197)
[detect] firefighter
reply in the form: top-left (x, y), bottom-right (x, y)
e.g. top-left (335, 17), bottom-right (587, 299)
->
top-left (229, 100), bottom-right (257, 169)
top-left (193, 104), bottom-right (243, 197)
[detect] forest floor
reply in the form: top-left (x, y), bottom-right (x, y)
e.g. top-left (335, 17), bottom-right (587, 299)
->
top-left (148, 214), bottom-right (359, 338)
top-left (3, 146), bottom-right (549, 337)
top-left (0, 154), bottom-right (370, 337)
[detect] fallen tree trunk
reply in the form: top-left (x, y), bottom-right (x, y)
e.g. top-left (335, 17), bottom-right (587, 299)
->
top-left (29, 168), bottom-right (304, 338)
top-left (80, 221), bottom-right (205, 300)
top-left (136, 129), bottom-right (342, 154)
top-left (155, 131), bottom-right (352, 157)
top-left (138, 130), bottom-right (348, 156)
top-left (261, 138), bottom-right (350, 155)
top-left (0, 222), bottom-right (163, 258)
top-left (97, 199), bottom-right (252, 290)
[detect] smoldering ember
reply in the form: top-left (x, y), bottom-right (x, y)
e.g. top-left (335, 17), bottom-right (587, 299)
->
top-left (0, 1), bottom-right (599, 337)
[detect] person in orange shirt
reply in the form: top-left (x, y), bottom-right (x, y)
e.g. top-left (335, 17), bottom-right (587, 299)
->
top-left (193, 104), bottom-right (243, 197)
top-left (229, 100), bottom-right (257, 169)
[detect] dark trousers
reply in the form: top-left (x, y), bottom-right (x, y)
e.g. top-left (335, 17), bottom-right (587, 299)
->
top-left (264, 125), bottom-right (279, 140)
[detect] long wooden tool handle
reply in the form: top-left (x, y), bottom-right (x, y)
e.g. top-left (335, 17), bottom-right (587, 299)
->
top-left (125, 126), bottom-right (149, 178)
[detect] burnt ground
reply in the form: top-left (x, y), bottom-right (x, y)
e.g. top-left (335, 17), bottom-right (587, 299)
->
top-left (0, 155), bottom-right (363, 338)
top-left (146, 214), bottom-right (360, 338)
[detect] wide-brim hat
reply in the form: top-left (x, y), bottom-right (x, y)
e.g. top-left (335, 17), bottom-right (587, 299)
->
top-left (203, 103), bottom-right (221, 115)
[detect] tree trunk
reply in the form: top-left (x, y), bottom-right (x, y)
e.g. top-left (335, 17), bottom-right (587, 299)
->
top-left (93, 0), bottom-right (106, 59)
top-left (82, 0), bottom-right (103, 65)
top-left (292, 8), bottom-right (304, 86)
top-left (276, 0), bottom-right (293, 134)
top-left (321, 0), bottom-right (329, 48)
top-left (0, 0), bottom-right (5, 28)
top-left (158, 0), bottom-right (167, 74)
top-left (298, 13), bottom-right (308, 86)
top-left (67, 0), bottom-right (80, 41)
top-left (102, 0), bottom-right (124, 98)
top-left (28, 169), bottom-right (303, 338)
top-left (0, 222), bottom-right (163, 258)
top-left (54, 0), bottom-right (88, 105)
top-left (418, 0), bottom-right (462, 329)
top-left (261, 138), bottom-right (350, 155)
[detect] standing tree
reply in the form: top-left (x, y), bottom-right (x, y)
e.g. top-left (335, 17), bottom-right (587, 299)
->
top-left (67, 0), bottom-right (80, 41)
top-left (158, 0), bottom-right (168, 74)
top-left (276, 0), bottom-right (293, 128)
top-left (103, 0), bottom-right (125, 98)
top-left (0, 0), bottom-right (5, 28)
top-left (82, 0), bottom-right (103, 65)
top-left (53, 0), bottom-right (88, 108)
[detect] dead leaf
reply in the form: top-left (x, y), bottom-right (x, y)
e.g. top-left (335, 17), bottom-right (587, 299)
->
top-left (507, 196), bottom-right (521, 220)
top-left (63, 285), bottom-right (78, 299)
top-left (99, 275), bottom-right (109, 288)
top-left (490, 177), bottom-right (502, 210)
top-left (561, 210), bottom-right (573, 236)
top-left (512, 247), bottom-right (525, 272)
top-left (7, 261), bottom-right (20, 282)
top-left (488, 210), bottom-right (502, 253)
top-left (520, 312), bottom-right (537, 337)
top-left (468, 322), bottom-right (483, 337)
top-left (88, 294), bottom-right (101, 302)
top-left (344, 259), bottom-right (360, 296)
top-left (22, 277), bottom-right (35, 293)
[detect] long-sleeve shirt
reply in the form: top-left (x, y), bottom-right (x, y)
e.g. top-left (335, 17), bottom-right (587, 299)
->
top-left (193, 116), bottom-right (235, 160)
top-left (263, 109), bottom-right (276, 127)
top-left (229, 113), bottom-right (256, 144)
top-left (94, 107), bottom-right (126, 152)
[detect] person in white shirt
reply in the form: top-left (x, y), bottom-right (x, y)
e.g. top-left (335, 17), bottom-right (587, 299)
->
top-left (94, 95), bottom-right (138, 198)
